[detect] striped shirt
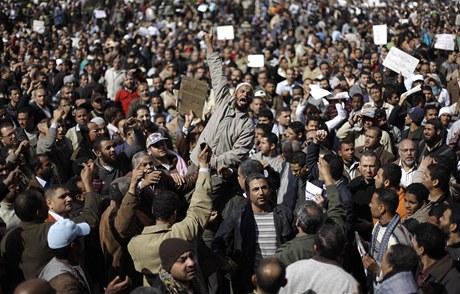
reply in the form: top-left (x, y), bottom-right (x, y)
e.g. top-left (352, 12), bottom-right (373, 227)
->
top-left (254, 212), bottom-right (277, 269)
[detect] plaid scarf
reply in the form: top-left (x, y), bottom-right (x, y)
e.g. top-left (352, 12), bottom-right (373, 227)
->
top-left (158, 267), bottom-right (207, 294)
top-left (370, 214), bottom-right (401, 264)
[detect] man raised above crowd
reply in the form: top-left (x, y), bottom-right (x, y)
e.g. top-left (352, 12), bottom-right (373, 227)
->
top-left (189, 28), bottom-right (254, 171)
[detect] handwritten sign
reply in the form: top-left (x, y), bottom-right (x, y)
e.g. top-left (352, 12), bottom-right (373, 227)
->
top-left (382, 47), bottom-right (419, 78)
top-left (435, 34), bottom-right (456, 51)
top-left (373, 25), bottom-right (387, 45)
top-left (216, 26), bottom-right (234, 40)
top-left (247, 55), bottom-right (264, 67)
top-left (179, 77), bottom-right (208, 118)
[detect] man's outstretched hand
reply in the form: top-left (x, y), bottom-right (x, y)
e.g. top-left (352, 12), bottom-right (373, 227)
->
top-left (204, 28), bottom-right (214, 54)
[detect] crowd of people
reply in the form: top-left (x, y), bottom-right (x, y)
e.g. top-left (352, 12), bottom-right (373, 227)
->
top-left (1, 0), bottom-right (460, 293)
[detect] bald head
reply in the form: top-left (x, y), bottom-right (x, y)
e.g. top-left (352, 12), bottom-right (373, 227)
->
top-left (14, 279), bottom-right (55, 294)
top-left (252, 257), bottom-right (287, 294)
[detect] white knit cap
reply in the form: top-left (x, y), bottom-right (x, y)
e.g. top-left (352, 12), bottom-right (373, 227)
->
top-left (234, 82), bottom-right (254, 95)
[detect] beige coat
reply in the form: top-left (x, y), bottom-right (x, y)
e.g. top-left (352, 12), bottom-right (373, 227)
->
top-left (127, 171), bottom-right (212, 284)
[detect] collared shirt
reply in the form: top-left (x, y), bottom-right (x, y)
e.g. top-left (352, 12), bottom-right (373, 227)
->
top-left (344, 161), bottom-right (360, 181)
top-left (48, 210), bottom-right (64, 221)
top-left (36, 176), bottom-right (47, 188)
top-left (399, 160), bottom-right (417, 188)
top-left (276, 80), bottom-right (300, 95)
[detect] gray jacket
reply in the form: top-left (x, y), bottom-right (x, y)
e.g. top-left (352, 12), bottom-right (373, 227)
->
top-left (190, 52), bottom-right (254, 169)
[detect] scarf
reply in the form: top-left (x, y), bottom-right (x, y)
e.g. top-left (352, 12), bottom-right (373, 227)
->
top-left (167, 149), bottom-right (188, 177)
top-left (370, 214), bottom-right (401, 264)
top-left (158, 267), bottom-right (207, 294)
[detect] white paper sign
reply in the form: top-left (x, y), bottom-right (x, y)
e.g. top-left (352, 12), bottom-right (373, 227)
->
top-left (330, 92), bottom-right (350, 100)
top-left (309, 85), bottom-right (332, 100)
top-left (94, 9), bottom-right (107, 19)
top-left (434, 34), bottom-right (456, 51)
top-left (305, 181), bottom-right (323, 201)
top-left (216, 26), bottom-right (234, 40)
top-left (373, 25), bottom-right (387, 45)
top-left (247, 55), bottom-right (264, 67)
top-left (32, 20), bottom-right (45, 32)
top-left (382, 47), bottom-right (420, 78)
top-left (197, 4), bottom-right (208, 12)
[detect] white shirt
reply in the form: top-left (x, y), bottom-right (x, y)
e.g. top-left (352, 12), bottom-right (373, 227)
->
top-left (276, 79), bottom-right (300, 95)
top-left (399, 160), bottom-right (417, 188)
top-left (36, 176), bottom-right (47, 188)
top-left (48, 210), bottom-right (64, 221)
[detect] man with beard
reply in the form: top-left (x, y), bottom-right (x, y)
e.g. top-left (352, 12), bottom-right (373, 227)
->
top-left (36, 110), bottom-right (73, 184)
top-left (440, 202), bottom-right (460, 263)
top-left (115, 72), bottom-right (139, 116)
top-left (16, 108), bottom-right (38, 155)
top-left (189, 28), bottom-right (254, 171)
top-left (133, 104), bottom-right (172, 148)
top-left (92, 118), bottom-right (145, 196)
top-left (397, 139), bottom-right (417, 188)
top-left (417, 119), bottom-right (456, 172)
top-left (28, 154), bottom-right (55, 192)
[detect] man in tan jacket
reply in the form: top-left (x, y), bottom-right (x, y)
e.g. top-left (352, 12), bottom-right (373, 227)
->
top-left (127, 144), bottom-right (213, 285)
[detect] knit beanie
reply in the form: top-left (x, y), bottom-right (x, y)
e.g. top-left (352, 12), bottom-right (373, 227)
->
top-left (159, 238), bottom-right (194, 272)
top-left (407, 107), bottom-right (425, 125)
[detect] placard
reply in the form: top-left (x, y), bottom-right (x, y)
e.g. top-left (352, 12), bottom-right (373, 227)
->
top-left (382, 47), bottom-right (420, 78)
top-left (32, 20), bottom-right (45, 33)
top-left (247, 55), bottom-right (264, 67)
top-left (434, 34), bottom-right (456, 51)
top-left (179, 77), bottom-right (208, 118)
top-left (216, 26), bottom-right (234, 40)
top-left (373, 25), bottom-right (387, 45)
top-left (94, 9), bottom-right (107, 19)
top-left (309, 85), bottom-right (332, 100)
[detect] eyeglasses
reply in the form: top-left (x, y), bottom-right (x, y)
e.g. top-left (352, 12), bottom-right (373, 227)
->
top-left (2, 130), bottom-right (17, 138)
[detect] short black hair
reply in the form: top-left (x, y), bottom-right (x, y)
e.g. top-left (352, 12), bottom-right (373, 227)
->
top-left (261, 133), bottom-right (278, 147)
top-left (30, 154), bottom-right (48, 173)
top-left (14, 189), bottom-right (45, 222)
top-left (375, 188), bottom-right (399, 215)
top-left (238, 160), bottom-right (264, 178)
top-left (427, 163), bottom-right (450, 192)
top-left (255, 123), bottom-right (272, 136)
top-left (104, 106), bottom-right (122, 123)
top-left (380, 163), bottom-right (402, 188)
top-left (258, 108), bottom-right (274, 121)
top-left (92, 136), bottom-right (111, 152)
top-left (289, 151), bottom-right (306, 167)
top-left (152, 190), bottom-right (180, 221)
top-left (412, 222), bottom-right (447, 260)
top-left (244, 173), bottom-right (267, 194)
top-left (424, 104), bottom-right (439, 113)
top-left (323, 153), bottom-right (343, 181)
top-left (297, 201), bottom-right (323, 234)
top-left (288, 122), bottom-right (305, 140)
top-left (385, 244), bottom-right (420, 277)
top-left (405, 183), bottom-right (429, 204)
top-left (425, 118), bottom-right (442, 131)
top-left (314, 224), bottom-right (345, 260)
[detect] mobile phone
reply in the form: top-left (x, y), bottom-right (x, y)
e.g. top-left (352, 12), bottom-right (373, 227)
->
top-left (200, 142), bottom-right (207, 150)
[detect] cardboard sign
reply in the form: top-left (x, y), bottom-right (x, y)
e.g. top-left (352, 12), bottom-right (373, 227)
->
top-left (373, 25), bottom-right (387, 45)
top-left (382, 47), bottom-right (420, 78)
top-left (434, 34), bottom-right (456, 51)
top-left (179, 77), bottom-right (208, 118)
top-left (216, 26), bottom-right (234, 40)
top-left (247, 55), bottom-right (264, 67)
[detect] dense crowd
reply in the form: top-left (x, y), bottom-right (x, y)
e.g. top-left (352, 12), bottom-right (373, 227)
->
top-left (1, 0), bottom-right (460, 293)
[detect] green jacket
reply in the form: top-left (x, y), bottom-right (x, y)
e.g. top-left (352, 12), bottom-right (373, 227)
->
top-left (275, 184), bottom-right (346, 266)
top-left (127, 171), bottom-right (212, 285)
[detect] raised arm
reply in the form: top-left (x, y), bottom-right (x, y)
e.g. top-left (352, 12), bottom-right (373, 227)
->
top-left (204, 28), bottom-right (231, 106)
top-left (170, 144), bottom-right (212, 239)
